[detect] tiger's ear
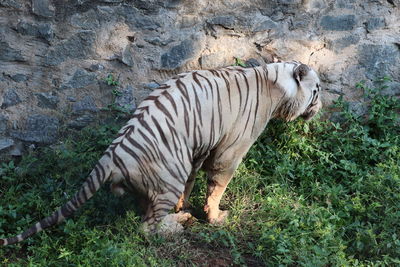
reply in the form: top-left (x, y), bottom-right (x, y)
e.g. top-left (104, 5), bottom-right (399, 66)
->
top-left (293, 64), bottom-right (310, 84)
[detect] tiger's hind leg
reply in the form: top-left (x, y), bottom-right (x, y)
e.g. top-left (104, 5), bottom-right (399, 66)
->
top-left (142, 193), bottom-right (177, 232)
top-left (143, 159), bottom-right (193, 234)
top-left (142, 191), bottom-right (191, 235)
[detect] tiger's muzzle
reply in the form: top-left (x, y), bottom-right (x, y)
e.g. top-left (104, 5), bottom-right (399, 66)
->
top-left (301, 98), bottom-right (322, 121)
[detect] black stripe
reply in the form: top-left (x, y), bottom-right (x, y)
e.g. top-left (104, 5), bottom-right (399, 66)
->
top-left (139, 116), bottom-right (157, 139)
top-left (219, 132), bottom-right (242, 156)
top-left (158, 147), bottom-right (186, 184)
top-left (274, 65), bottom-right (279, 84)
top-left (196, 73), bottom-right (213, 90)
top-left (97, 163), bottom-right (106, 183)
top-left (157, 199), bottom-right (176, 206)
top-left (251, 68), bottom-right (261, 135)
top-left (192, 83), bottom-right (203, 126)
top-left (221, 73), bottom-right (232, 112)
top-left (153, 207), bottom-right (172, 214)
top-left (123, 177), bottom-right (137, 193)
top-left (87, 174), bottom-right (96, 193)
top-left (125, 135), bottom-right (153, 165)
top-left (161, 91), bottom-right (178, 116)
top-left (60, 204), bottom-right (73, 218)
top-left (209, 69), bottom-right (221, 78)
top-left (154, 99), bottom-right (174, 122)
top-left (234, 75), bottom-right (243, 111)
top-left (157, 152), bottom-right (186, 185)
top-left (136, 106), bottom-right (149, 113)
top-left (137, 129), bottom-right (161, 164)
top-left (150, 170), bottom-right (166, 193)
top-left (125, 134), bottom-right (161, 180)
top-left (172, 128), bottom-right (187, 168)
top-left (142, 167), bottom-right (157, 194)
top-left (146, 95), bottom-right (159, 101)
top-left (154, 167), bottom-right (183, 197)
top-left (192, 72), bottom-right (202, 87)
top-left (243, 101), bottom-right (253, 134)
top-left (263, 66), bottom-right (269, 82)
top-left (196, 127), bottom-right (204, 155)
top-left (151, 115), bottom-right (173, 155)
top-left (39, 214), bottom-right (52, 229)
top-left (242, 74), bottom-right (250, 116)
top-left (214, 80), bottom-right (223, 135)
top-left (181, 97), bottom-right (190, 136)
top-left (112, 151), bottom-right (130, 180)
top-left (176, 79), bottom-right (191, 110)
top-left (192, 111), bottom-right (198, 150)
top-left (93, 165), bottom-right (101, 190)
top-left (265, 68), bottom-right (273, 117)
top-left (119, 142), bottom-right (157, 191)
top-left (80, 184), bottom-right (89, 201)
top-left (185, 145), bottom-right (193, 164)
top-left (70, 195), bottom-right (80, 208)
top-left (118, 141), bottom-right (150, 179)
top-left (192, 72), bottom-right (209, 99)
top-left (157, 84), bottom-right (171, 89)
top-left (117, 124), bottom-right (133, 135)
top-left (21, 226), bottom-right (37, 240)
top-left (208, 102), bottom-right (215, 151)
top-left (174, 161), bottom-right (189, 182)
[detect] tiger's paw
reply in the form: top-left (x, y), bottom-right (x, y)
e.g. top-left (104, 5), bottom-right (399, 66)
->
top-left (140, 221), bottom-right (153, 235)
top-left (208, 210), bottom-right (229, 225)
top-left (140, 218), bottom-right (184, 237)
top-left (174, 199), bottom-right (192, 212)
top-left (158, 212), bottom-right (193, 235)
top-left (174, 210), bottom-right (194, 224)
top-left (141, 212), bottom-right (195, 236)
top-left (159, 219), bottom-right (184, 235)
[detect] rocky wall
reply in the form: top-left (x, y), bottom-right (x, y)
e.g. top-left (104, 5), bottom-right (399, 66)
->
top-left (0, 0), bottom-right (399, 157)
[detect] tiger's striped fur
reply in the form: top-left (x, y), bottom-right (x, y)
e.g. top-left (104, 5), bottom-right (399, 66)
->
top-left (0, 62), bottom-right (321, 245)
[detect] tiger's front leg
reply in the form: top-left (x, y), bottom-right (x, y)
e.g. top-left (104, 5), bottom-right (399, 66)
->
top-left (175, 156), bottom-right (208, 212)
top-left (203, 143), bottom-right (251, 224)
top-left (204, 169), bottom-right (234, 224)
top-left (174, 174), bottom-right (196, 212)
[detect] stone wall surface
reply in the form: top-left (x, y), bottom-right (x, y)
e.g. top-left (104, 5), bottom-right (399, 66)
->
top-left (0, 0), bottom-right (399, 157)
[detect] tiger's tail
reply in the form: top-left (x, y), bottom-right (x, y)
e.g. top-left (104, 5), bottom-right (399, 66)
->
top-left (0, 154), bottom-right (113, 246)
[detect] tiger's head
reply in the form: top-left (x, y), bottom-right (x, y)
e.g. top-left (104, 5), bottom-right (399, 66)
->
top-left (276, 63), bottom-right (322, 122)
top-left (294, 63), bottom-right (322, 121)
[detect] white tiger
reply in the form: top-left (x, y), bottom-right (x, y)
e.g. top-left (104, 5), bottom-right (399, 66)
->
top-left (1, 61), bottom-right (322, 245)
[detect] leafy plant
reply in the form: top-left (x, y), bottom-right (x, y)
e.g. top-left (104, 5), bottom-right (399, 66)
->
top-left (104, 74), bottom-right (119, 86)
top-left (102, 74), bottom-right (132, 118)
top-left (233, 57), bottom-right (247, 67)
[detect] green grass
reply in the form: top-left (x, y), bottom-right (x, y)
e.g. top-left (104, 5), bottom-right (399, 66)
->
top-left (1, 79), bottom-right (399, 266)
